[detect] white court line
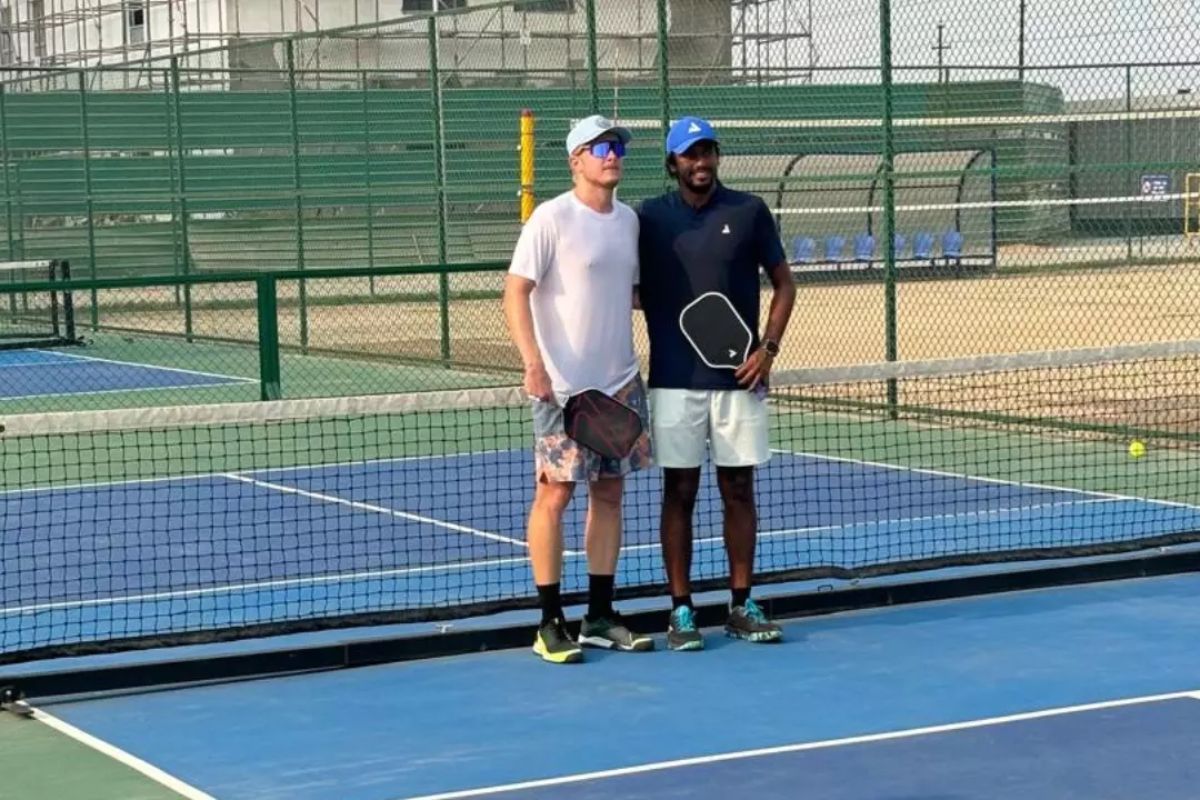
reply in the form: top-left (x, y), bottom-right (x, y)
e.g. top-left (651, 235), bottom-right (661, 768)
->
top-left (0, 447), bottom-right (516, 496)
top-left (221, 472), bottom-right (528, 549)
top-left (0, 359), bottom-right (79, 369)
top-left (615, 497), bottom-right (1118, 554)
top-left (1, 554), bottom-right (538, 616)
top-left (773, 447), bottom-right (1200, 512)
top-left (0, 496), bottom-right (1132, 616)
top-left (30, 707), bottom-right (217, 800)
top-left (28, 347), bottom-right (257, 384)
top-left (396, 690), bottom-right (1200, 800)
top-left (0, 381), bottom-right (251, 402)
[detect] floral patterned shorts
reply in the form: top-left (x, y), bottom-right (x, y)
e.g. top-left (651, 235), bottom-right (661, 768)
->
top-left (532, 374), bottom-right (654, 483)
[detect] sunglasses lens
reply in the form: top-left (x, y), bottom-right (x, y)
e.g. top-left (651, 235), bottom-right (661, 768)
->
top-left (591, 141), bottom-right (625, 158)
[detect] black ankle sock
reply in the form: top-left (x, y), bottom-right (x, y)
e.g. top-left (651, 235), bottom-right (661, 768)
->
top-left (588, 574), bottom-right (614, 620)
top-left (537, 583), bottom-right (563, 626)
top-left (672, 594), bottom-right (693, 611)
top-left (732, 587), bottom-right (751, 608)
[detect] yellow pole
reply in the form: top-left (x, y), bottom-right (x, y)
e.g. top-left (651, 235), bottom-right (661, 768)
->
top-left (520, 109), bottom-right (535, 224)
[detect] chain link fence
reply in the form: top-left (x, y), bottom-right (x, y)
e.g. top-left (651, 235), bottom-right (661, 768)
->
top-left (1, 0), bottom-right (1198, 408)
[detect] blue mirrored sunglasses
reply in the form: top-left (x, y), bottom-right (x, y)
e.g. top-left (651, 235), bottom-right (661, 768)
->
top-left (588, 140), bottom-right (626, 158)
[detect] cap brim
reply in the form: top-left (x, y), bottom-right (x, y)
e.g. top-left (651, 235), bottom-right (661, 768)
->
top-left (590, 124), bottom-right (633, 145)
top-left (668, 134), bottom-right (718, 155)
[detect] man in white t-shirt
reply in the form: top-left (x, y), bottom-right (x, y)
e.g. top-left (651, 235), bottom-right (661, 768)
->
top-left (503, 114), bottom-right (654, 664)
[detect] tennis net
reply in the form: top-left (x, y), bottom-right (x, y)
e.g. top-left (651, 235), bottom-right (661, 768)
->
top-left (3, 340), bottom-right (1200, 664)
top-left (0, 260), bottom-right (78, 351)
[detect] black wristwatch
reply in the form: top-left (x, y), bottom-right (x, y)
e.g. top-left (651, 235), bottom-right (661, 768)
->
top-left (761, 338), bottom-right (781, 357)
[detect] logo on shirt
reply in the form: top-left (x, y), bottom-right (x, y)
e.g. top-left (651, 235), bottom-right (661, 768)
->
top-left (721, 223), bottom-right (731, 234)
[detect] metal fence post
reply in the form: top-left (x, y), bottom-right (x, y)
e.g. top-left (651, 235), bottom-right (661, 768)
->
top-left (586, 0), bottom-right (599, 114)
top-left (286, 40), bottom-right (309, 353)
top-left (656, 0), bottom-right (670, 142)
top-left (170, 58), bottom-right (195, 341)
top-left (880, 0), bottom-right (899, 418)
top-left (78, 71), bottom-right (99, 330)
top-left (428, 16), bottom-right (451, 365)
top-left (362, 70), bottom-right (376, 296)
top-left (0, 86), bottom-right (14, 263)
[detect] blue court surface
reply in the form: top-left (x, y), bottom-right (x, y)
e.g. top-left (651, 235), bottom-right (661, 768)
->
top-left (22, 571), bottom-right (1200, 799)
top-left (5, 446), bottom-right (1200, 650)
top-left (0, 349), bottom-right (249, 398)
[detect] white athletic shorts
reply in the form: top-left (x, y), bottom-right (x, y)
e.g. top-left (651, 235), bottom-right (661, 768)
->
top-left (648, 388), bottom-right (770, 468)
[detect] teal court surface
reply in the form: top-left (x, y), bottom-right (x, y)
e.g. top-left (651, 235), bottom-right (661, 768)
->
top-left (3, 569), bottom-right (1200, 799)
top-left (0, 332), bottom-right (510, 413)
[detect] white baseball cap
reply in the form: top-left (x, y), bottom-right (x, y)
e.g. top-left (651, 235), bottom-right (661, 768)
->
top-left (565, 114), bottom-right (633, 154)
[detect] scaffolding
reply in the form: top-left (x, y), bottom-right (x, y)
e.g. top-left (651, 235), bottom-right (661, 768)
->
top-left (0, 0), bottom-right (350, 70)
top-left (0, 0), bottom-right (816, 89)
top-left (732, 0), bottom-right (814, 84)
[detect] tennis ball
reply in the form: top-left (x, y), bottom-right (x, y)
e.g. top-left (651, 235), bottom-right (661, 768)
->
top-left (1128, 440), bottom-right (1146, 459)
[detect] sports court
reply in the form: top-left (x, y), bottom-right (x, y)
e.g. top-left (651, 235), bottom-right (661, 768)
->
top-left (4, 344), bottom-right (1200, 797)
top-left (5, 572), bottom-right (1200, 799)
top-left (6, 424), bottom-right (1199, 649)
top-left (4, 1), bottom-right (1200, 798)
top-left (0, 348), bottom-right (251, 399)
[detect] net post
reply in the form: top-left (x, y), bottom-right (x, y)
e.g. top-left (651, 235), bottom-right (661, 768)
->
top-left (428, 16), bottom-right (451, 365)
top-left (256, 275), bottom-right (283, 401)
top-left (47, 260), bottom-right (60, 338)
top-left (879, 0), bottom-right (899, 419)
top-left (60, 259), bottom-right (77, 343)
top-left (519, 110), bottom-right (536, 224)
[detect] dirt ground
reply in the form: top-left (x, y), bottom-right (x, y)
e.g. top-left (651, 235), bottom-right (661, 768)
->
top-left (85, 261), bottom-right (1200, 374)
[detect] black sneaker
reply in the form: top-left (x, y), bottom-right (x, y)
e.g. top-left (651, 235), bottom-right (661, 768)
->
top-left (666, 605), bottom-right (704, 651)
top-left (533, 617), bottom-right (583, 664)
top-left (725, 598), bottom-right (783, 643)
top-left (579, 613), bottom-right (655, 651)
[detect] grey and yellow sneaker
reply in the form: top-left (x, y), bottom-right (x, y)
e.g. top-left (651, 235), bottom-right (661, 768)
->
top-left (725, 598), bottom-right (783, 643)
top-left (666, 605), bottom-right (704, 652)
top-left (579, 613), bottom-right (655, 651)
top-left (533, 617), bottom-right (583, 664)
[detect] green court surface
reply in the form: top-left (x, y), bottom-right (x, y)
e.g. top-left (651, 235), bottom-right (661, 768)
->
top-left (0, 713), bottom-right (187, 800)
top-left (787, 408), bottom-right (1200, 508)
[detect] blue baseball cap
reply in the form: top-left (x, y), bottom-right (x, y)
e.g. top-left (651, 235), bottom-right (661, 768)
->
top-left (666, 116), bottom-right (719, 155)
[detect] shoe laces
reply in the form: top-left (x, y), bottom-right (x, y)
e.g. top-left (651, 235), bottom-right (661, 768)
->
top-left (672, 605), bottom-right (696, 631)
top-left (741, 598), bottom-right (768, 624)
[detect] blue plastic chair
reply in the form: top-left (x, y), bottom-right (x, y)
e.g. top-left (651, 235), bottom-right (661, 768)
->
top-left (913, 231), bottom-right (935, 260)
top-left (942, 230), bottom-right (964, 259)
top-left (893, 233), bottom-right (907, 258)
top-left (853, 233), bottom-right (875, 262)
top-left (824, 235), bottom-right (846, 262)
top-left (791, 236), bottom-right (816, 264)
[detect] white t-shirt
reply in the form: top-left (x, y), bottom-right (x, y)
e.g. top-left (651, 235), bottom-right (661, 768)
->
top-left (508, 190), bottom-right (640, 397)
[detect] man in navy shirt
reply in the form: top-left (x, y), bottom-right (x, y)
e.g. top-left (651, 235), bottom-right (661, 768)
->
top-left (637, 116), bottom-right (797, 651)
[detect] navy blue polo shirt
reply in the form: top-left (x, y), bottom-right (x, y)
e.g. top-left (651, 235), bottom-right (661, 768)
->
top-left (637, 183), bottom-right (786, 390)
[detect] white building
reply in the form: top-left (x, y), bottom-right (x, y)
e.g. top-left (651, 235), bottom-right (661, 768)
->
top-left (0, 0), bottom-right (813, 90)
